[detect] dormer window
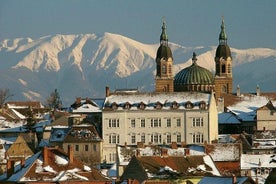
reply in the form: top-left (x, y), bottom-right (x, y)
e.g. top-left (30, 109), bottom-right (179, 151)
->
top-left (185, 101), bottom-right (194, 109)
top-left (171, 101), bottom-right (179, 109)
top-left (124, 102), bottom-right (131, 110)
top-left (111, 102), bottom-right (118, 110)
top-left (199, 101), bottom-right (206, 109)
top-left (138, 102), bottom-right (146, 110)
top-left (155, 102), bottom-right (163, 110)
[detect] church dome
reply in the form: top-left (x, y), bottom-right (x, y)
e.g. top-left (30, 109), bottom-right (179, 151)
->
top-left (215, 44), bottom-right (231, 58)
top-left (174, 52), bottom-right (214, 92)
top-left (156, 44), bottom-right (173, 60)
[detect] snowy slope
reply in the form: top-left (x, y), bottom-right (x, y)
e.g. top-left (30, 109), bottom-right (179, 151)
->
top-left (0, 33), bottom-right (276, 105)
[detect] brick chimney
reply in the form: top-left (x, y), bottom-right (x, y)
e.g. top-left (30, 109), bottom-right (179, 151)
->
top-left (185, 148), bottom-right (190, 156)
top-left (43, 147), bottom-right (49, 166)
top-left (161, 148), bottom-right (168, 157)
top-left (68, 145), bottom-right (74, 164)
top-left (171, 142), bottom-right (177, 149)
top-left (105, 86), bottom-right (110, 97)
top-left (6, 160), bottom-right (15, 178)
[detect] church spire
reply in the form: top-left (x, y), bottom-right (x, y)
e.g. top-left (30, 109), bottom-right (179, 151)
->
top-left (219, 17), bottom-right (227, 45)
top-left (160, 18), bottom-right (168, 46)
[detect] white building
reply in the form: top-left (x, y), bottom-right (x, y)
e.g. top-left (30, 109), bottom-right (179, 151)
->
top-left (102, 88), bottom-right (218, 163)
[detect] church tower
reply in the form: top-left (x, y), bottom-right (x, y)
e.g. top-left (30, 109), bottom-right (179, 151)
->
top-left (214, 18), bottom-right (233, 98)
top-left (155, 19), bottom-right (174, 92)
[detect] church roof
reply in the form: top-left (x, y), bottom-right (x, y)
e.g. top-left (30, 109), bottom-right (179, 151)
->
top-left (174, 52), bottom-right (214, 86)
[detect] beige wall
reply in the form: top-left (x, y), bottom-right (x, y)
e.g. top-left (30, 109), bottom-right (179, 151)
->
top-left (257, 109), bottom-right (276, 131)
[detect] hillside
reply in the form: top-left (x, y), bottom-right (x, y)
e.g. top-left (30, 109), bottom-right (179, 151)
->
top-left (0, 33), bottom-right (276, 105)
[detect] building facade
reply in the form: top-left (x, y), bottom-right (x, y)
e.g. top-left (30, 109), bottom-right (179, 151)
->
top-left (102, 89), bottom-right (218, 163)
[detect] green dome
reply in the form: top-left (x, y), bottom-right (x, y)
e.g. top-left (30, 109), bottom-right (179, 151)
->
top-left (174, 53), bottom-right (214, 86)
top-left (215, 44), bottom-right (232, 58)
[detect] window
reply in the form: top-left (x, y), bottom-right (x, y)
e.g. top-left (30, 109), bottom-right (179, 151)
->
top-left (176, 118), bottom-right (181, 127)
top-left (151, 118), bottom-right (161, 127)
top-left (151, 133), bottom-right (162, 143)
top-left (162, 65), bottom-right (166, 74)
top-left (109, 119), bottom-right (119, 128)
top-left (222, 64), bottom-right (226, 73)
top-left (192, 133), bottom-right (204, 143)
top-left (176, 134), bottom-right (181, 143)
top-left (75, 145), bottom-right (79, 152)
top-left (167, 118), bottom-right (171, 127)
top-left (139, 103), bottom-right (146, 110)
top-left (93, 144), bottom-right (97, 151)
top-left (84, 145), bottom-right (89, 151)
top-left (167, 134), bottom-right (171, 143)
top-left (109, 134), bottom-right (120, 144)
top-left (131, 134), bottom-right (136, 144)
top-left (131, 119), bottom-right (135, 128)
top-left (192, 117), bottom-right (203, 127)
top-left (141, 119), bottom-right (145, 127)
top-left (141, 134), bottom-right (145, 143)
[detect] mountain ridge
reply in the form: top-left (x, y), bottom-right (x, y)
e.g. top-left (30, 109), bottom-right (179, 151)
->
top-left (0, 33), bottom-right (276, 105)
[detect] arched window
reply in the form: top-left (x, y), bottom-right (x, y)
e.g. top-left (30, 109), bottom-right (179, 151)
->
top-left (222, 64), bottom-right (226, 73)
top-left (162, 65), bottom-right (166, 74)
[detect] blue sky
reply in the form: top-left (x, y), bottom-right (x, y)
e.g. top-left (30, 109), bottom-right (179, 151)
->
top-left (0, 0), bottom-right (275, 49)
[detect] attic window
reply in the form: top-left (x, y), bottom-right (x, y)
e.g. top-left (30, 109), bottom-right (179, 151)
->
top-left (138, 102), bottom-right (146, 110)
top-left (155, 102), bottom-right (163, 110)
top-left (185, 101), bottom-right (194, 109)
top-left (199, 101), bottom-right (206, 109)
top-left (124, 102), bottom-right (131, 110)
top-left (171, 101), bottom-right (179, 109)
top-left (111, 103), bottom-right (118, 110)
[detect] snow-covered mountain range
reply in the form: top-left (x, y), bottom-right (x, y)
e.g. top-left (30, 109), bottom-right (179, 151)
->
top-left (0, 33), bottom-right (276, 106)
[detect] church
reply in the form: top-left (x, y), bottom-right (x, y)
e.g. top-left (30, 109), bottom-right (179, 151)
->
top-left (155, 18), bottom-right (233, 99)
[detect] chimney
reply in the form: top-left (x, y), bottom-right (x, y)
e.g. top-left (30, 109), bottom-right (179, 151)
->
top-left (185, 148), bottom-right (190, 156)
top-left (256, 85), bottom-right (260, 96)
top-left (236, 85), bottom-right (241, 97)
top-left (6, 160), bottom-right (15, 178)
top-left (137, 142), bottom-right (144, 148)
top-left (161, 148), bottom-right (168, 157)
top-left (171, 142), bottom-right (177, 149)
top-left (105, 86), bottom-right (110, 97)
top-left (136, 149), bottom-right (140, 157)
top-left (21, 159), bottom-right (25, 168)
top-left (43, 147), bottom-right (49, 166)
top-left (68, 145), bottom-right (74, 164)
top-left (232, 174), bottom-right (237, 184)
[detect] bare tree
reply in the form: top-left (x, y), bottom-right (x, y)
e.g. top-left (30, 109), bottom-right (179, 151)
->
top-left (0, 89), bottom-right (13, 108)
top-left (46, 89), bottom-right (62, 110)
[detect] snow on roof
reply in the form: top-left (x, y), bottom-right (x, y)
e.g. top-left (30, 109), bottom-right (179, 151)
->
top-left (11, 109), bottom-right (26, 119)
top-left (6, 152), bottom-right (41, 182)
top-left (241, 154), bottom-right (276, 169)
top-left (72, 103), bottom-right (101, 113)
top-left (203, 155), bottom-right (221, 176)
top-left (208, 144), bottom-right (240, 161)
top-left (227, 95), bottom-right (270, 121)
top-left (104, 92), bottom-right (211, 110)
top-left (218, 112), bottom-right (241, 124)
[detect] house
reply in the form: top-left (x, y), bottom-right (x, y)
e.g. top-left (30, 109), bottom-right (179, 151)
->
top-left (240, 154), bottom-right (276, 184)
top-left (120, 154), bottom-right (220, 183)
top-left (251, 130), bottom-right (276, 154)
top-left (256, 100), bottom-right (276, 131)
top-left (0, 146), bottom-right (111, 183)
top-left (102, 88), bottom-right (218, 163)
top-left (62, 125), bottom-right (103, 166)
